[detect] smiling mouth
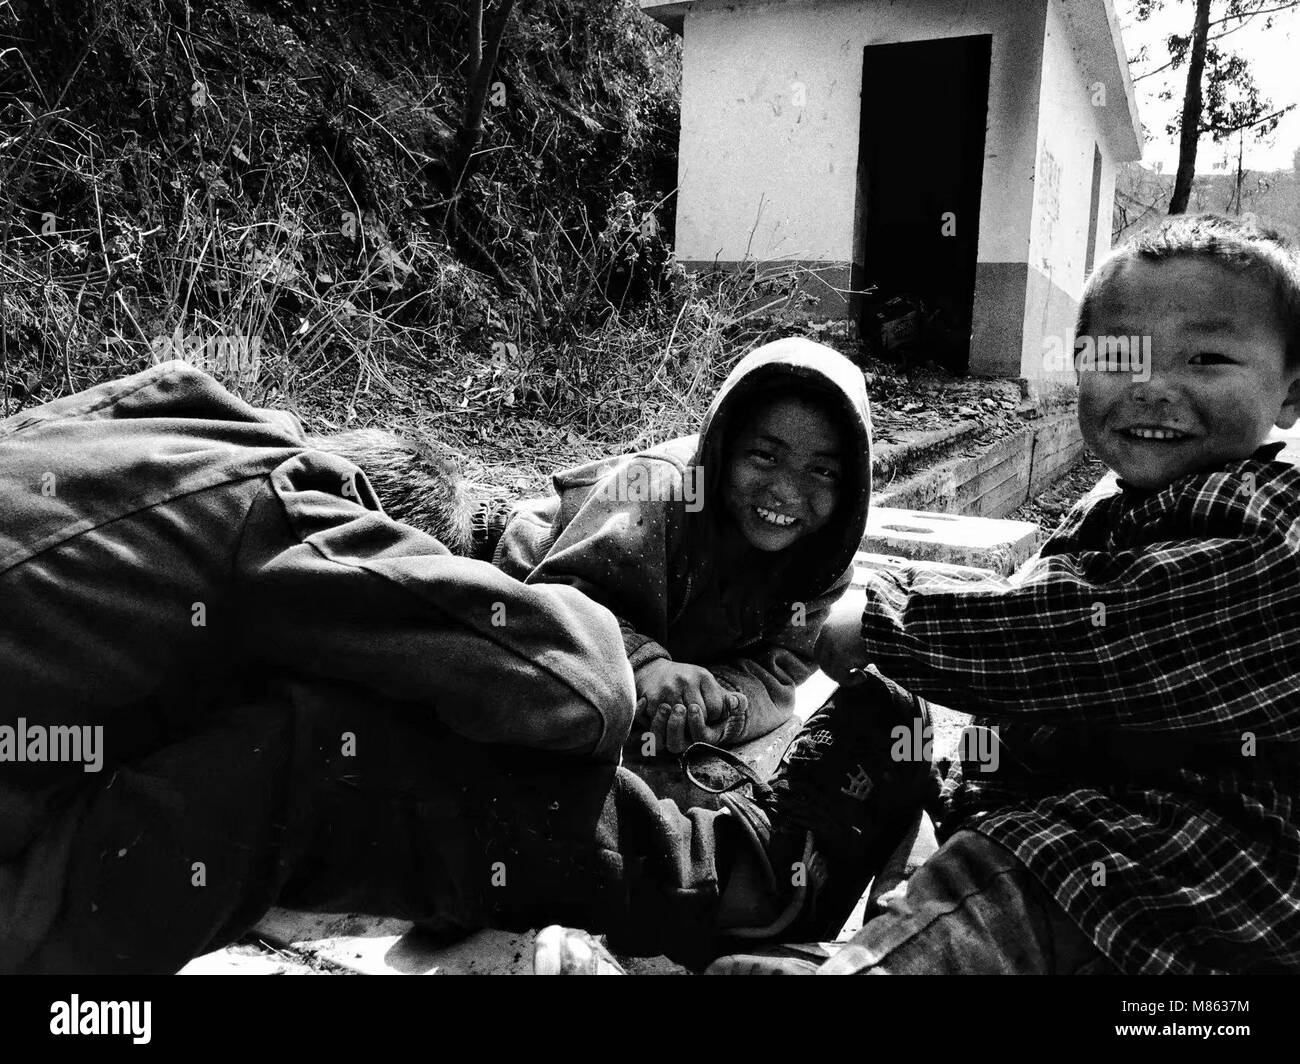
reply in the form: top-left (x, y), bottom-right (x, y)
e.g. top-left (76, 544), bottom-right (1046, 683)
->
top-left (754, 505), bottom-right (800, 528)
top-left (1120, 426), bottom-right (1191, 441)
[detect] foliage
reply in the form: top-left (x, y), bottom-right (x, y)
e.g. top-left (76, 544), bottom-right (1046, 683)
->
top-left (0, 0), bottom-right (695, 457)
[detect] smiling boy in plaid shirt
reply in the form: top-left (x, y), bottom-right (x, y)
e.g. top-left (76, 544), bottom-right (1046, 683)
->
top-left (711, 213), bottom-right (1300, 976)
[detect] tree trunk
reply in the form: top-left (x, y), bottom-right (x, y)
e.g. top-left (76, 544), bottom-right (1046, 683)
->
top-left (1169, 0), bottom-right (1213, 214)
top-left (449, 0), bottom-right (517, 192)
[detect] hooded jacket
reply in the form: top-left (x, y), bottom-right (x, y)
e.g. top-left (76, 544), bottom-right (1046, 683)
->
top-left (0, 361), bottom-right (636, 950)
top-left (494, 338), bottom-right (872, 744)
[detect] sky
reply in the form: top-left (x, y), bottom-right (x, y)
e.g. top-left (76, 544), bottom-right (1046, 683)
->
top-left (1113, 0), bottom-right (1300, 174)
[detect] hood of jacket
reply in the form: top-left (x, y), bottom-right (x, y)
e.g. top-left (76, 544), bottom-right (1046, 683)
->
top-left (688, 336), bottom-right (872, 598)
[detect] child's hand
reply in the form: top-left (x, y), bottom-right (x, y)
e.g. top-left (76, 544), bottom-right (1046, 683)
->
top-left (815, 590), bottom-right (873, 684)
top-left (633, 660), bottom-right (746, 755)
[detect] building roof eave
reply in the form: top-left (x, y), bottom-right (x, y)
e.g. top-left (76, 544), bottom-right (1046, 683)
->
top-left (638, 0), bottom-right (693, 35)
top-left (1059, 0), bottom-right (1144, 162)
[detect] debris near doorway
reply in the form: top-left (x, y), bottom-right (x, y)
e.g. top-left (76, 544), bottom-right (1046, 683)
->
top-left (858, 359), bottom-right (1025, 442)
top-left (861, 291), bottom-right (971, 373)
top-left (873, 296), bottom-right (923, 353)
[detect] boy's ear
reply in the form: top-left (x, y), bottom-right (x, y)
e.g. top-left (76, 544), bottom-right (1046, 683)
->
top-left (1275, 369), bottom-right (1300, 430)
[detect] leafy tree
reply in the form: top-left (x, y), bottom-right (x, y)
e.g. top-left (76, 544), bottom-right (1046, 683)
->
top-left (1131, 0), bottom-right (1298, 213)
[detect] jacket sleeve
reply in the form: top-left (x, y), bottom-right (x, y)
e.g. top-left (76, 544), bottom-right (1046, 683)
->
top-left (709, 566), bottom-right (853, 743)
top-left (234, 451), bottom-right (636, 762)
top-left (499, 456), bottom-right (683, 672)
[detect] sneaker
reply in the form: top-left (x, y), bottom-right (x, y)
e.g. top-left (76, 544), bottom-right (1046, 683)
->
top-left (534, 925), bottom-right (626, 975)
top-left (682, 665), bottom-right (933, 943)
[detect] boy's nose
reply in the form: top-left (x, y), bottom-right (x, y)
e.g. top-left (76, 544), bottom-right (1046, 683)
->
top-left (1130, 373), bottom-right (1179, 407)
top-left (763, 473), bottom-right (798, 505)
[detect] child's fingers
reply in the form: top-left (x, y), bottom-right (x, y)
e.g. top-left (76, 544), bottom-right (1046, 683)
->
top-left (696, 673), bottom-right (731, 721)
top-left (666, 704), bottom-right (688, 754)
top-left (681, 679), bottom-right (708, 718)
top-left (686, 702), bottom-right (708, 740)
top-left (724, 690), bottom-right (748, 714)
top-left (643, 704), bottom-right (670, 758)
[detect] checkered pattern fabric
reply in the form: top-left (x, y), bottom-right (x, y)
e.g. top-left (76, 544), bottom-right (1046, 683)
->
top-left (857, 442), bottom-right (1300, 974)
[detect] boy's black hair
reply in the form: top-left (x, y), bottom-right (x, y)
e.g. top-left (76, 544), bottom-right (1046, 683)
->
top-left (722, 376), bottom-right (852, 451)
top-left (306, 428), bottom-right (474, 553)
top-left (1076, 213), bottom-right (1300, 370)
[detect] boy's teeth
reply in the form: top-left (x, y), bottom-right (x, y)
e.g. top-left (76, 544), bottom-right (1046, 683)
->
top-left (756, 506), bottom-right (797, 527)
top-left (1125, 427), bottom-right (1185, 440)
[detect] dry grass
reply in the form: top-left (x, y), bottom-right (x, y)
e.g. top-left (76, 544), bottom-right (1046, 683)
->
top-left (0, 108), bottom-right (845, 504)
top-left (0, 0), bottom-right (868, 508)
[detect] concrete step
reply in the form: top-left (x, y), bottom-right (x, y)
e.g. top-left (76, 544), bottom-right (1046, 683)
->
top-left (871, 419), bottom-right (984, 485)
top-left (876, 409), bottom-right (1084, 519)
top-left (863, 506), bottom-right (1037, 576)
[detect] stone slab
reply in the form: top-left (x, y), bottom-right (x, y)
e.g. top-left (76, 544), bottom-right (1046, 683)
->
top-left (852, 550), bottom-right (998, 585)
top-left (1269, 423), bottom-right (1300, 466)
top-left (252, 909), bottom-right (537, 975)
top-left (178, 946), bottom-right (324, 975)
top-left (863, 506), bottom-right (1038, 576)
top-left (249, 909), bottom-right (690, 976)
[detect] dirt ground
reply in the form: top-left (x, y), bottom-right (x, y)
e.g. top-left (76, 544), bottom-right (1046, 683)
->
top-left (286, 336), bottom-right (1065, 511)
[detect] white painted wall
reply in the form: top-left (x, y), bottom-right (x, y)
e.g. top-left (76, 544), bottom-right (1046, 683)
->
top-left (675, 0), bottom-right (1047, 268)
top-left (1025, 0), bottom-right (1121, 381)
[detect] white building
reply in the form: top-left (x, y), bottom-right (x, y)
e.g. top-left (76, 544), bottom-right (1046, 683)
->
top-left (639, 0), bottom-right (1143, 382)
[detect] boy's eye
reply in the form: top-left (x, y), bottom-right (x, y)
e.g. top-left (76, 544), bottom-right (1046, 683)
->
top-left (748, 449), bottom-right (777, 465)
top-left (811, 465), bottom-right (840, 481)
top-left (1189, 352), bottom-right (1235, 366)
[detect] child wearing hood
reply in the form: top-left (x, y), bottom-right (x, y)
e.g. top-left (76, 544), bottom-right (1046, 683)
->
top-left (493, 337), bottom-right (872, 754)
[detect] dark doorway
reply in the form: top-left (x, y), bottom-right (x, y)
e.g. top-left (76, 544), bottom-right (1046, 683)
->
top-left (852, 35), bottom-right (991, 372)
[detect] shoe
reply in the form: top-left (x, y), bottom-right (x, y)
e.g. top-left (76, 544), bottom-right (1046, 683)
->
top-left (682, 665), bottom-right (932, 943)
top-left (534, 926), bottom-right (626, 975)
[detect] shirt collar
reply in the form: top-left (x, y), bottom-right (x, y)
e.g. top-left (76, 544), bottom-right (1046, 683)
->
top-left (1115, 441), bottom-right (1289, 495)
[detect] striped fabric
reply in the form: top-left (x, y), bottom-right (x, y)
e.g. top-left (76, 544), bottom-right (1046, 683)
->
top-left (857, 442), bottom-right (1300, 974)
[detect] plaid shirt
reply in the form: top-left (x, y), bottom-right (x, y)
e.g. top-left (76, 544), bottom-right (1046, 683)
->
top-left (859, 442), bottom-right (1300, 974)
